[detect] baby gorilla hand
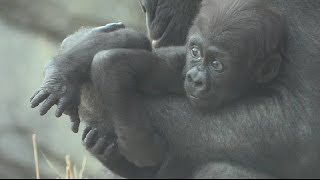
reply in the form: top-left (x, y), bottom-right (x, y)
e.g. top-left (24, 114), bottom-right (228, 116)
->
top-left (82, 126), bottom-right (159, 178)
top-left (82, 126), bottom-right (117, 157)
top-left (30, 68), bottom-right (81, 133)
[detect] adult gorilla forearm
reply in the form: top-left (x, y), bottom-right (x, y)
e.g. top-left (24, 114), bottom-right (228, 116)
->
top-left (144, 80), bottom-right (320, 178)
top-left (138, 1), bottom-right (320, 177)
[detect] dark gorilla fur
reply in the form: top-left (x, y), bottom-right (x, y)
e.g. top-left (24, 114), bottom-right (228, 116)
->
top-left (30, 0), bottom-right (320, 179)
top-left (82, 0), bottom-right (286, 174)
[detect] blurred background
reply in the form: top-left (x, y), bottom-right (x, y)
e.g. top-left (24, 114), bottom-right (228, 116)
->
top-left (0, 0), bottom-right (146, 178)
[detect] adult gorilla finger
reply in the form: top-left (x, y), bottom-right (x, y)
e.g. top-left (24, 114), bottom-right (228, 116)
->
top-left (39, 94), bottom-right (58, 116)
top-left (82, 126), bottom-right (92, 141)
top-left (30, 90), bottom-right (49, 108)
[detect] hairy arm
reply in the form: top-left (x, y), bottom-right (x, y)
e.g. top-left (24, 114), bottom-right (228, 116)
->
top-left (146, 85), bottom-right (314, 178)
top-left (50, 27), bottom-right (152, 84)
top-left (30, 23), bottom-right (151, 132)
top-left (137, 46), bottom-right (187, 95)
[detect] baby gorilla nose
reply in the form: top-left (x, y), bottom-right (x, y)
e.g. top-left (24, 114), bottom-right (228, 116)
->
top-left (186, 69), bottom-right (207, 91)
top-left (194, 80), bottom-right (204, 88)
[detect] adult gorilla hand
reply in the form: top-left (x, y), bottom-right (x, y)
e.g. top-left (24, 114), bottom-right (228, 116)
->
top-left (30, 22), bottom-right (125, 133)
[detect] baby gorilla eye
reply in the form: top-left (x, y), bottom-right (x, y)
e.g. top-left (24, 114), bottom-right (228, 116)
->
top-left (211, 60), bottom-right (224, 73)
top-left (190, 46), bottom-right (202, 60)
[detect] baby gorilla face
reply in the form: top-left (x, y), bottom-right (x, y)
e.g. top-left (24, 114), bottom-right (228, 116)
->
top-left (184, 36), bottom-right (255, 111)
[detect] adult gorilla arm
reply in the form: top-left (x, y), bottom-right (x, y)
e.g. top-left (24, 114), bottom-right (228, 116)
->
top-left (140, 0), bottom-right (202, 48)
top-left (144, 0), bottom-right (320, 178)
top-left (146, 83), bottom-right (320, 178)
top-left (85, 72), bottom-right (320, 179)
top-left (31, 0), bottom-right (320, 178)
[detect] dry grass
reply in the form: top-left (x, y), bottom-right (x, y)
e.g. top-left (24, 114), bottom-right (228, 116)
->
top-left (32, 134), bottom-right (87, 179)
top-left (32, 134), bottom-right (40, 179)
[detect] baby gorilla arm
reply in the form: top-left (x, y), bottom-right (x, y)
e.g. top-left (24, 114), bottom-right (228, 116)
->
top-left (30, 23), bottom-right (151, 132)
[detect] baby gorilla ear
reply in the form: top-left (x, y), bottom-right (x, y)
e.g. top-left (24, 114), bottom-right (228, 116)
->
top-left (255, 54), bottom-right (282, 83)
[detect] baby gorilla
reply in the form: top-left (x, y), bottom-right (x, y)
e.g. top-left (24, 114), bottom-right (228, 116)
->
top-left (84, 0), bottom-right (285, 167)
top-left (31, 0), bottom-right (285, 170)
top-left (184, 0), bottom-right (285, 110)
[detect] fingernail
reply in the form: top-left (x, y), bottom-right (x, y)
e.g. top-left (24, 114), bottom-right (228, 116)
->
top-left (40, 111), bottom-right (45, 116)
top-left (72, 123), bottom-right (79, 133)
top-left (55, 111), bottom-right (62, 117)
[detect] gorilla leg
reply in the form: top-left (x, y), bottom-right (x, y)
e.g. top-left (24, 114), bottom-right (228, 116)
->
top-left (90, 49), bottom-right (168, 167)
top-left (192, 162), bottom-right (274, 179)
top-left (82, 126), bottom-right (158, 178)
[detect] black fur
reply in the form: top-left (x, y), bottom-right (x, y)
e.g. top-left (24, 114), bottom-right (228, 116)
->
top-left (31, 0), bottom-right (320, 178)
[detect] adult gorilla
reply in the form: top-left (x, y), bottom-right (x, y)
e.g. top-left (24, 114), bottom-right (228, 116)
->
top-left (32, 0), bottom-right (320, 178)
top-left (94, 0), bottom-right (320, 178)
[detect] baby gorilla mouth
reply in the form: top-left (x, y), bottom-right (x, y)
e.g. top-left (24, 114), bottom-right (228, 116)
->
top-left (190, 94), bottom-right (200, 100)
top-left (187, 91), bottom-right (223, 111)
top-left (188, 94), bottom-right (211, 108)
top-left (189, 94), bottom-right (208, 101)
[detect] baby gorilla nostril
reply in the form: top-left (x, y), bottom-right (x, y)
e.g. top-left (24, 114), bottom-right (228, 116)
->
top-left (187, 74), bottom-right (193, 82)
top-left (194, 81), bottom-right (203, 87)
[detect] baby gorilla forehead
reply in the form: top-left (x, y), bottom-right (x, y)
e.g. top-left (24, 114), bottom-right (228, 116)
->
top-left (192, 0), bottom-right (285, 60)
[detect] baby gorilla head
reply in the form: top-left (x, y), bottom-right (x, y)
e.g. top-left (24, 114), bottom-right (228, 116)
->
top-left (183, 0), bottom-right (285, 110)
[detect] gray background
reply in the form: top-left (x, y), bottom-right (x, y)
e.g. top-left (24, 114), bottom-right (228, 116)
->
top-left (0, 0), bottom-right (146, 178)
